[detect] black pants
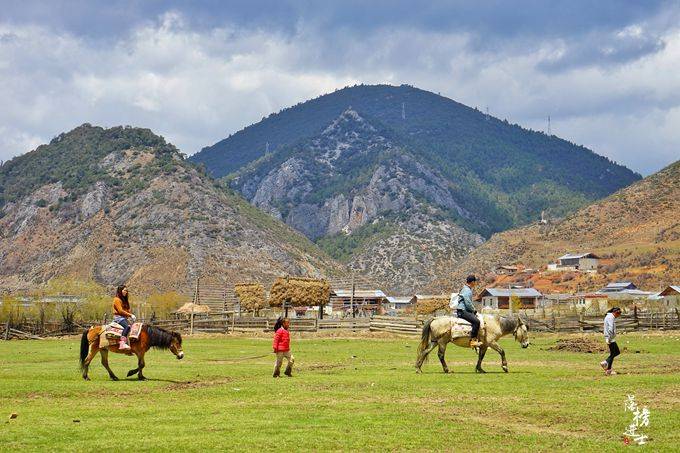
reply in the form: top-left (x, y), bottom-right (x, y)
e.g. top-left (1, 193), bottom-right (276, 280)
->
top-left (457, 310), bottom-right (480, 338)
top-left (606, 341), bottom-right (620, 370)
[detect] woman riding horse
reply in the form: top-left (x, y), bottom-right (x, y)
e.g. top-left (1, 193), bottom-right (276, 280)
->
top-left (112, 285), bottom-right (135, 350)
top-left (80, 323), bottom-right (184, 381)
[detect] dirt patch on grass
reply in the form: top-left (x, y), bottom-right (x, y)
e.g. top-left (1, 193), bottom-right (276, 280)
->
top-left (548, 337), bottom-right (609, 353)
top-left (165, 377), bottom-right (234, 391)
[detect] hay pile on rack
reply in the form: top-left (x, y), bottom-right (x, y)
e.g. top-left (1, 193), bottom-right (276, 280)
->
top-left (269, 277), bottom-right (330, 307)
top-left (176, 303), bottom-right (212, 315)
top-left (234, 283), bottom-right (267, 312)
top-left (415, 297), bottom-right (450, 315)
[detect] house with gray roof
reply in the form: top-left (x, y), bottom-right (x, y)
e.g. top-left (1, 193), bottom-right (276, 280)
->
top-left (547, 252), bottom-right (600, 272)
top-left (477, 287), bottom-right (543, 309)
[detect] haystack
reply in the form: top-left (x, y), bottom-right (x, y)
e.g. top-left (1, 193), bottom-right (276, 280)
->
top-left (269, 277), bottom-right (330, 307)
top-left (176, 302), bottom-right (212, 315)
top-left (234, 283), bottom-right (267, 312)
top-left (415, 297), bottom-right (450, 315)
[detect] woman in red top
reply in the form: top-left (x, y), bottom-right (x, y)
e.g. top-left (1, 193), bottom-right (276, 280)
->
top-left (272, 317), bottom-right (294, 377)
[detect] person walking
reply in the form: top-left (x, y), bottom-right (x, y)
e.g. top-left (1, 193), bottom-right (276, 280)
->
top-left (457, 275), bottom-right (482, 348)
top-left (600, 307), bottom-right (622, 376)
top-left (272, 317), bottom-right (294, 377)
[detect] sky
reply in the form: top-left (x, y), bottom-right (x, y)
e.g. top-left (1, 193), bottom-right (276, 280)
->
top-left (1, 1), bottom-right (679, 175)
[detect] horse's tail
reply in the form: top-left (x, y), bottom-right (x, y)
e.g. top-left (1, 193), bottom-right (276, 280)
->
top-left (417, 318), bottom-right (433, 357)
top-left (79, 329), bottom-right (89, 369)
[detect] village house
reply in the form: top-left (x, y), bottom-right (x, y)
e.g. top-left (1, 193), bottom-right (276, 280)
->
top-left (598, 282), bottom-right (638, 293)
top-left (330, 289), bottom-right (388, 316)
top-left (547, 253), bottom-right (600, 272)
top-left (478, 288), bottom-right (542, 309)
top-left (495, 265), bottom-right (519, 275)
top-left (569, 293), bottom-right (610, 313)
top-left (656, 286), bottom-right (680, 309)
top-left (386, 296), bottom-right (416, 312)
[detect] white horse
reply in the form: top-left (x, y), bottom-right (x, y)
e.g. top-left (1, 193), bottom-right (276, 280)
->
top-left (415, 314), bottom-right (529, 373)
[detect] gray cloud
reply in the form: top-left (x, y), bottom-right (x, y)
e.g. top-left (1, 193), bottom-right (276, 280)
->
top-left (1, 2), bottom-right (679, 175)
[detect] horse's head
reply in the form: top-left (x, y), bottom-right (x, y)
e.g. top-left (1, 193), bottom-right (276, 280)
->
top-left (169, 332), bottom-right (184, 360)
top-left (513, 317), bottom-right (529, 348)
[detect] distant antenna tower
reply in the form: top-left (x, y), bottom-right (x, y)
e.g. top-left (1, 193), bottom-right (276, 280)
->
top-left (485, 106), bottom-right (490, 121)
top-left (265, 141), bottom-right (270, 153)
top-left (547, 116), bottom-right (551, 135)
top-left (401, 102), bottom-right (406, 120)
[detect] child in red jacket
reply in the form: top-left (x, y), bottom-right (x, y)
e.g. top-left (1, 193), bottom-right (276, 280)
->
top-left (273, 317), bottom-right (294, 377)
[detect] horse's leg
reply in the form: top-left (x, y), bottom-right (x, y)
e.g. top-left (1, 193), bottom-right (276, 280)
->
top-left (100, 349), bottom-right (119, 381)
top-left (489, 341), bottom-right (508, 372)
top-left (437, 339), bottom-right (450, 374)
top-left (475, 345), bottom-right (488, 373)
top-left (82, 343), bottom-right (100, 381)
top-left (136, 352), bottom-right (147, 380)
top-left (415, 341), bottom-right (438, 373)
top-left (127, 351), bottom-right (141, 377)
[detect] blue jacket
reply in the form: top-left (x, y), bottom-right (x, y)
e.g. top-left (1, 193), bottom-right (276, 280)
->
top-left (457, 284), bottom-right (476, 313)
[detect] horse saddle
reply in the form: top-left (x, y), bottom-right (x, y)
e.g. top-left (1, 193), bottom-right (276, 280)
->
top-left (99, 322), bottom-right (144, 348)
top-left (450, 316), bottom-right (485, 339)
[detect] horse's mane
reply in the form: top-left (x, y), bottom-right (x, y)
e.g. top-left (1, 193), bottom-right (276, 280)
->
top-left (146, 325), bottom-right (182, 349)
top-left (498, 314), bottom-right (522, 334)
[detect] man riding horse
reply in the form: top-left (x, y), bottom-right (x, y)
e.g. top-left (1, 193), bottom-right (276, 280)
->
top-left (456, 275), bottom-right (482, 348)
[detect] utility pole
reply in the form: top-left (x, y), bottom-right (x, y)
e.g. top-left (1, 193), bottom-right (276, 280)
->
top-left (547, 116), bottom-right (551, 135)
top-left (349, 272), bottom-right (356, 318)
top-left (486, 106), bottom-right (490, 121)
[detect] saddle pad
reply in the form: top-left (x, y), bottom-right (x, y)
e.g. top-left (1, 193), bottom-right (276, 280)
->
top-left (450, 316), bottom-right (485, 339)
top-left (103, 322), bottom-right (124, 338)
top-left (99, 334), bottom-right (121, 349)
top-left (129, 322), bottom-right (143, 340)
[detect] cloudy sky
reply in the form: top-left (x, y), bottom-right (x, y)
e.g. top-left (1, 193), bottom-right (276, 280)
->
top-left (1, 1), bottom-right (679, 175)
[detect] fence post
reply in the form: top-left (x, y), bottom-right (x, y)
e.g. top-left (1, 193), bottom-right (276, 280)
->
top-left (4, 320), bottom-right (9, 341)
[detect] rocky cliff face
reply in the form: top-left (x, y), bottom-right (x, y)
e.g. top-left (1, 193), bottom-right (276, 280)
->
top-left (231, 109), bottom-right (483, 293)
top-left (0, 125), bottom-right (340, 295)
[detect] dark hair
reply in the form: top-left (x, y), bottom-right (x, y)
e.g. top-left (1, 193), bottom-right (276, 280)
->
top-left (116, 285), bottom-right (129, 306)
top-left (466, 275), bottom-right (478, 284)
top-left (607, 307), bottom-right (621, 314)
top-left (273, 316), bottom-right (284, 331)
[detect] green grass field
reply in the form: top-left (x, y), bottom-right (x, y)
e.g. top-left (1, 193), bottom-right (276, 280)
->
top-left (0, 332), bottom-right (678, 451)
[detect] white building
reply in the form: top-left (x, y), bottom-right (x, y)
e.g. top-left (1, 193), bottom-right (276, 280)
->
top-left (547, 253), bottom-right (600, 272)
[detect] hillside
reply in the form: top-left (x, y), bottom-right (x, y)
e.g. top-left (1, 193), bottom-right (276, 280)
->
top-left (429, 160), bottom-right (680, 294)
top-left (193, 84), bottom-right (640, 234)
top-left (0, 125), bottom-right (341, 295)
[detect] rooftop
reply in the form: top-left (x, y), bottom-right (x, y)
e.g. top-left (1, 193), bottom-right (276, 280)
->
top-left (558, 253), bottom-right (600, 260)
top-left (480, 288), bottom-right (543, 298)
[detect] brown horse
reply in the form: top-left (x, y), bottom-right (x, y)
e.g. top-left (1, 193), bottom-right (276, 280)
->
top-left (79, 324), bottom-right (184, 381)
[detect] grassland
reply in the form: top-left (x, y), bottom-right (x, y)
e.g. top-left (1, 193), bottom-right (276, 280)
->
top-left (0, 332), bottom-right (678, 451)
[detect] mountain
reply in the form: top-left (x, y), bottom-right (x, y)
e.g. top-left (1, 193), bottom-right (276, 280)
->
top-left (193, 84), bottom-right (640, 293)
top-left (429, 160), bottom-right (680, 294)
top-left (193, 84), bottom-right (640, 233)
top-left (0, 124), bottom-right (341, 295)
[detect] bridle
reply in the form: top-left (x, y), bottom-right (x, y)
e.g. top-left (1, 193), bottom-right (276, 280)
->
top-left (512, 320), bottom-right (525, 340)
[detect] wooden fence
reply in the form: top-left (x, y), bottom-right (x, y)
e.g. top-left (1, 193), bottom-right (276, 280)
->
top-left (2, 309), bottom-right (679, 339)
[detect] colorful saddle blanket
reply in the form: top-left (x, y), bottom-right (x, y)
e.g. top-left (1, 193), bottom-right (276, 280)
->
top-left (99, 322), bottom-right (144, 348)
